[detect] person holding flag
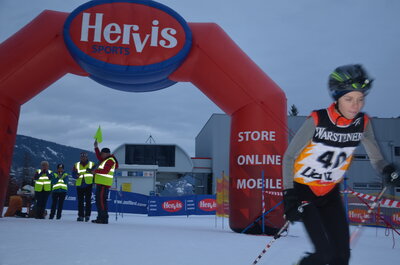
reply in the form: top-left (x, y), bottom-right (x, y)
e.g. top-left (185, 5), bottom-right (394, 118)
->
top-left (92, 127), bottom-right (119, 224)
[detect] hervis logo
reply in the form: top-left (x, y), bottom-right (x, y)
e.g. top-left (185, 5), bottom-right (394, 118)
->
top-left (392, 212), bottom-right (400, 225)
top-left (162, 200), bottom-right (183, 212)
top-left (198, 198), bottom-right (217, 211)
top-left (348, 209), bottom-right (369, 223)
top-left (64, 0), bottom-right (192, 92)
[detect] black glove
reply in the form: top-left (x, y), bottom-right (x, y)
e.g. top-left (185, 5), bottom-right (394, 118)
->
top-left (283, 188), bottom-right (302, 222)
top-left (383, 164), bottom-right (400, 186)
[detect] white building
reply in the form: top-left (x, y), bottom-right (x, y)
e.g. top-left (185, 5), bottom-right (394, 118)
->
top-left (111, 114), bottom-right (400, 198)
top-left (112, 143), bottom-right (212, 195)
top-left (195, 114), bottom-right (400, 197)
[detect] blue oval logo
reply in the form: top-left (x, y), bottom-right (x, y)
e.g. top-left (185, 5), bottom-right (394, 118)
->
top-left (64, 0), bottom-right (192, 92)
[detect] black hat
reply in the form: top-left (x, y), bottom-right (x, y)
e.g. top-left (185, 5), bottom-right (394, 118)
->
top-left (328, 64), bottom-right (373, 100)
top-left (101, 148), bottom-right (111, 154)
top-left (57, 163), bottom-right (64, 169)
top-left (80, 152), bottom-right (88, 157)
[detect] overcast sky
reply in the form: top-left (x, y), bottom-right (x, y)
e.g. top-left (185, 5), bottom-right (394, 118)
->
top-left (1, 0), bottom-right (399, 156)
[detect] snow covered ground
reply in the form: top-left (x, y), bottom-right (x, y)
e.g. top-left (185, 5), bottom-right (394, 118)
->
top-left (1, 210), bottom-right (399, 265)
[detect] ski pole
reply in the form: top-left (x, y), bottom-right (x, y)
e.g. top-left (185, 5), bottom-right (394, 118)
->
top-left (250, 202), bottom-right (309, 265)
top-left (350, 186), bottom-right (387, 245)
top-left (262, 170), bottom-right (265, 234)
top-left (250, 221), bottom-right (290, 265)
top-left (241, 200), bottom-right (283, 234)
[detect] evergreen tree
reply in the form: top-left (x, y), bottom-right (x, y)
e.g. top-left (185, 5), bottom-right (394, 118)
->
top-left (289, 104), bottom-right (299, 116)
top-left (22, 152), bottom-right (34, 186)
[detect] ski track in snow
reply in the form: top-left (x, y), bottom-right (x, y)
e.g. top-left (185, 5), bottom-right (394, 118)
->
top-left (0, 210), bottom-right (399, 265)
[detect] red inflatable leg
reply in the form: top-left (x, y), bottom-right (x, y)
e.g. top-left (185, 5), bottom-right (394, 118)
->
top-left (171, 23), bottom-right (287, 233)
top-left (0, 96), bottom-right (20, 217)
top-left (229, 103), bottom-right (286, 232)
top-left (0, 11), bottom-right (88, 215)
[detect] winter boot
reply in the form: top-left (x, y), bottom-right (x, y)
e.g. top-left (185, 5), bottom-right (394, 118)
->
top-left (92, 219), bottom-right (108, 224)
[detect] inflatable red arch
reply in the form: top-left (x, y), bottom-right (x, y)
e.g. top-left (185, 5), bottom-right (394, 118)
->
top-left (0, 0), bottom-right (287, 234)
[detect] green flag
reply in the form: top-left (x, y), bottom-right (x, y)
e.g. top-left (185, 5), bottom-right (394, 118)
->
top-left (94, 126), bottom-right (103, 143)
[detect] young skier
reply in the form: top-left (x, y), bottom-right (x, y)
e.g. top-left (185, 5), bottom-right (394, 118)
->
top-left (282, 64), bottom-right (400, 265)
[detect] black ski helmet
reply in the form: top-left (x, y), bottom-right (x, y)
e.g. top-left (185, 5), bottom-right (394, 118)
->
top-left (328, 64), bottom-right (373, 100)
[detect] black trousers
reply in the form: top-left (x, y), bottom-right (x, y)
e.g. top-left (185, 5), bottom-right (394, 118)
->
top-left (295, 183), bottom-right (350, 265)
top-left (50, 192), bottom-right (66, 219)
top-left (35, 191), bottom-right (50, 219)
top-left (77, 185), bottom-right (93, 218)
top-left (95, 184), bottom-right (109, 221)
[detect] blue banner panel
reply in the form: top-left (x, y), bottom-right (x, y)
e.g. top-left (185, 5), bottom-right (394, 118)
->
top-left (110, 190), bottom-right (149, 215)
top-left (46, 188), bottom-right (148, 214)
top-left (195, 195), bottom-right (217, 215)
top-left (148, 196), bottom-right (187, 216)
top-left (148, 195), bottom-right (216, 216)
top-left (45, 189), bottom-right (215, 216)
top-left (45, 189), bottom-right (90, 211)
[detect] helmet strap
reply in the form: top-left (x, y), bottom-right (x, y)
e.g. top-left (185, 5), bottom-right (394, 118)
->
top-left (334, 102), bottom-right (345, 125)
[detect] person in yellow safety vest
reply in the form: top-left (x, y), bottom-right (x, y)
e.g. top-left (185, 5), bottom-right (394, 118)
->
top-left (33, 161), bottom-right (54, 219)
top-left (72, 152), bottom-right (95, 222)
top-left (49, 163), bottom-right (69, 220)
top-left (92, 140), bottom-right (119, 224)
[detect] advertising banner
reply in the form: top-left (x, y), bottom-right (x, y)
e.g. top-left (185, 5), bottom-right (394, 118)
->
top-left (344, 190), bottom-right (400, 228)
top-left (46, 189), bottom-right (215, 216)
top-left (148, 195), bottom-right (216, 216)
top-left (195, 195), bottom-right (217, 215)
top-left (47, 188), bottom-right (148, 214)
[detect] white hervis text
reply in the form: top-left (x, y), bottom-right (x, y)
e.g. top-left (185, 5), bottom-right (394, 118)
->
top-left (80, 13), bottom-right (178, 52)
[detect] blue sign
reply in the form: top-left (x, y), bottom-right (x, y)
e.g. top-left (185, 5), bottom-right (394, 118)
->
top-left (63, 0), bottom-right (192, 92)
top-left (148, 195), bottom-right (216, 216)
top-left (46, 188), bottom-right (215, 216)
top-left (47, 188), bottom-right (148, 214)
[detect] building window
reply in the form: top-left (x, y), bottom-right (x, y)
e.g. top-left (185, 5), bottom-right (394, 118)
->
top-left (127, 171), bottom-right (136, 176)
top-left (368, 184), bottom-right (382, 189)
top-left (395, 146), bottom-right (400, 156)
top-left (353, 183), bottom-right (382, 190)
top-left (193, 173), bottom-right (213, 194)
top-left (353, 154), bottom-right (369, 160)
top-left (127, 171), bottom-right (154, 177)
top-left (353, 183), bottom-right (367, 188)
top-left (125, 145), bottom-right (175, 167)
